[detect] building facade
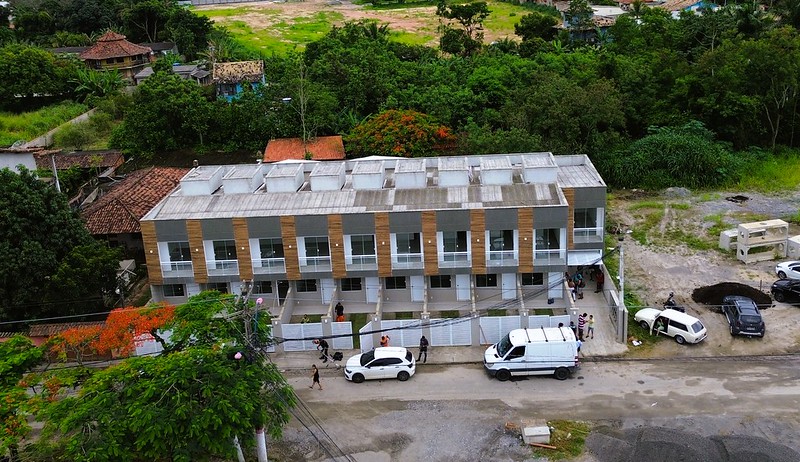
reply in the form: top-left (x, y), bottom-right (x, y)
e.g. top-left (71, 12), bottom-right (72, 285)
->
top-left (141, 153), bottom-right (606, 317)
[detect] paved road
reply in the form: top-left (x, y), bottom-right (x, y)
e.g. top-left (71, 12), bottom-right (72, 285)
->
top-left (273, 358), bottom-right (800, 461)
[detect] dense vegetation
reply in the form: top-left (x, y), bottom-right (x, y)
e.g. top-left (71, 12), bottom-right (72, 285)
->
top-left (4, 0), bottom-right (800, 190)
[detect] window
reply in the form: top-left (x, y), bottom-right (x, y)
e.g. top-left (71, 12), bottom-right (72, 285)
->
top-left (212, 240), bottom-right (237, 260)
top-left (395, 233), bottom-right (421, 253)
top-left (505, 346), bottom-right (525, 360)
top-left (341, 278), bottom-right (362, 291)
top-left (296, 279), bottom-right (318, 292)
top-left (116, 57), bottom-right (124, 63)
top-left (106, 58), bottom-right (115, 64)
top-left (385, 277), bottom-right (407, 290)
top-left (167, 242), bottom-right (191, 261)
top-left (488, 230), bottom-right (514, 251)
top-left (429, 275), bottom-right (452, 288)
top-left (475, 274), bottom-right (497, 288)
top-left (304, 237), bottom-right (330, 257)
top-left (252, 281), bottom-right (272, 294)
top-left (206, 282), bottom-right (228, 293)
top-left (163, 284), bottom-right (185, 297)
top-left (521, 273), bottom-right (544, 286)
top-left (350, 235), bottom-right (375, 255)
top-left (259, 238), bottom-right (284, 258)
top-left (671, 321), bottom-right (688, 332)
top-left (535, 229), bottom-right (560, 249)
top-left (442, 231), bottom-right (468, 252)
top-left (574, 208), bottom-right (598, 228)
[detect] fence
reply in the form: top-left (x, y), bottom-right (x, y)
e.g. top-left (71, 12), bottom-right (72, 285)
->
top-left (281, 322), bottom-right (323, 352)
top-left (429, 318), bottom-right (472, 347)
top-left (359, 320), bottom-right (374, 352)
top-left (378, 320), bottom-right (422, 349)
top-left (479, 316), bottom-right (521, 345)
top-left (331, 321), bottom-right (354, 350)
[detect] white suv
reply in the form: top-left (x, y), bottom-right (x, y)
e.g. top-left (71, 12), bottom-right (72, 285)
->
top-left (634, 308), bottom-right (708, 344)
top-left (344, 347), bottom-right (416, 383)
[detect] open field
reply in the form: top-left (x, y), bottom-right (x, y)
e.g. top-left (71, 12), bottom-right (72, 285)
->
top-left (0, 102), bottom-right (88, 147)
top-left (194, 0), bottom-right (531, 54)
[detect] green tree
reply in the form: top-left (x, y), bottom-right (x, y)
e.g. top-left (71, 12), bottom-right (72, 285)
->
top-left (121, 0), bottom-right (172, 43)
top-left (346, 109), bottom-right (456, 158)
top-left (0, 336), bottom-right (44, 462)
top-left (564, 0), bottom-right (594, 32)
top-left (514, 12), bottom-right (559, 42)
top-left (0, 44), bottom-right (79, 107)
top-left (0, 168), bottom-right (120, 322)
top-left (72, 67), bottom-right (124, 102)
top-left (436, 1), bottom-right (490, 56)
top-left (41, 292), bottom-right (296, 462)
top-left (53, 122), bottom-right (93, 150)
top-left (165, 7), bottom-right (213, 61)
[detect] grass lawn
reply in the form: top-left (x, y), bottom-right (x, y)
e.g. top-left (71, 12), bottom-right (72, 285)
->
top-left (0, 102), bottom-right (88, 147)
top-left (194, 1), bottom-right (527, 55)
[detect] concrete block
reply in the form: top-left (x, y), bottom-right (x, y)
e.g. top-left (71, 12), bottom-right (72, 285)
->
top-left (522, 426), bottom-right (551, 445)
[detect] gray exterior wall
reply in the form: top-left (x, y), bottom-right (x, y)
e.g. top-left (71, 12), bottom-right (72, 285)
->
top-left (389, 212), bottom-right (421, 233)
top-left (155, 220), bottom-right (188, 241)
top-left (200, 218), bottom-right (234, 240)
top-left (533, 206), bottom-right (568, 229)
top-left (295, 216), bottom-right (329, 236)
top-left (342, 213), bottom-right (375, 234)
top-left (247, 216), bottom-right (282, 237)
top-left (436, 210), bottom-right (469, 231)
top-left (485, 209), bottom-right (518, 230)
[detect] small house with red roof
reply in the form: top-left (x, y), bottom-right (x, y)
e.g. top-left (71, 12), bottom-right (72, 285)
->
top-left (81, 167), bottom-right (189, 262)
top-left (263, 136), bottom-right (346, 163)
top-left (79, 31), bottom-right (153, 81)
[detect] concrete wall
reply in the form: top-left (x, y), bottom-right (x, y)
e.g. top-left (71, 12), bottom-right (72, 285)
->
top-left (23, 109), bottom-right (97, 149)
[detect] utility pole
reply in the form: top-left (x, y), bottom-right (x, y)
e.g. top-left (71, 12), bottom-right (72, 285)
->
top-left (238, 280), bottom-right (269, 462)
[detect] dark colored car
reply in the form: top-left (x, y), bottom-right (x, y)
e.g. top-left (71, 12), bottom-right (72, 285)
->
top-left (720, 295), bottom-right (765, 337)
top-left (772, 279), bottom-right (800, 304)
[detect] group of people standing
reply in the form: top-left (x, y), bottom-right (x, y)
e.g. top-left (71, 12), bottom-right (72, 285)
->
top-left (566, 267), bottom-right (605, 301)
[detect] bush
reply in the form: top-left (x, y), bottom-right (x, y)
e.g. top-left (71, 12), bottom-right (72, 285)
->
top-left (53, 122), bottom-right (92, 151)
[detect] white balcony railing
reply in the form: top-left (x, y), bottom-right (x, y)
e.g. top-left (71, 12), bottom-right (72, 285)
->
top-left (346, 255), bottom-right (378, 271)
top-left (574, 227), bottom-right (603, 244)
top-left (533, 249), bottom-right (566, 265)
top-left (252, 258), bottom-right (286, 274)
top-left (160, 261), bottom-right (193, 277)
top-left (299, 256), bottom-right (332, 272)
top-left (207, 259), bottom-right (239, 276)
top-left (392, 253), bottom-right (423, 269)
top-left (439, 251), bottom-right (470, 268)
top-left (487, 250), bottom-right (518, 266)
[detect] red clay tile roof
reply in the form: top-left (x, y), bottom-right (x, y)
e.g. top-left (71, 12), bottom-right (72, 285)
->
top-left (79, 31), bottom-right (152, 60)
top-left (263, 136), bottom-right (346, 162)
top-left (81, 167), bottom-right (189, 235)
top-left (34, 150), bottom-right (124, 170)
top-left (28, 321), bottom-right (106, 337)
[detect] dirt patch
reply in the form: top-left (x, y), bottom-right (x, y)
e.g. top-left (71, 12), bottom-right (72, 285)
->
top-left (691, 282), bottom-right (772, 308)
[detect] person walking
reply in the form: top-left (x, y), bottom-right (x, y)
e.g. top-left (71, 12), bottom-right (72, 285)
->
top-left (418, 335), bottom-right (429, 363)
top-left (310, 364), bottom-right (322, 390)
top-left (314, 338), bottom-right (329, 362)
top-left (595, 270), bottom-right (605, 293)
top-left (573, 271), bottom-right (584, 300)
top-left (577, 313), bottom-right (587, 341)
top-left (587, 315), bottom-right (595, 339)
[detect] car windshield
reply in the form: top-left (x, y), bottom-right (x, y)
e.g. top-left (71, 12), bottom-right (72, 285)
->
top-left (497, 334), bottom-right (512, 357)
top-left (359, 351), bottom-right (375, 366)
top-left (691, 321), bottom-right (704, 333)
top-left (741, 315), bottom-right (761, 324)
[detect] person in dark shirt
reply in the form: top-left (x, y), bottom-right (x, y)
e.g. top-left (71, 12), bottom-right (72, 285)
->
top-left (314, 338), bottom-right (329, 362)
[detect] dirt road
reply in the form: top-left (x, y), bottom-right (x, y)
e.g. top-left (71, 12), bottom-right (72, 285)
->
top-left (270, 358), bottom-right (800, 461)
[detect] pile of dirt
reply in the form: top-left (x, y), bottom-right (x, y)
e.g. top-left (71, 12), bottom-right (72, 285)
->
top-left (691, 282), bottom-right (772, 308)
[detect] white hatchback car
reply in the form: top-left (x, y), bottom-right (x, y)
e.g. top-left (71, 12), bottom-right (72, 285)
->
top-left (634, 308), bottom-right (708, 344)
top-left (344, 347), bottom-right (416, 383)
top-left (776, 261), bottom-right (800, 280)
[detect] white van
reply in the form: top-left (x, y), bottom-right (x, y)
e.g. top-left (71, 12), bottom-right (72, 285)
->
top-left (484, 327), bottom-right (579, 381)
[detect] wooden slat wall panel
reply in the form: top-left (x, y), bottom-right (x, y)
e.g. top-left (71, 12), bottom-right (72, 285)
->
top-left (328, 215), bottom-right (346, 279)
top-left (422, 211), bottom-right (438, 276)
top-left (140, 221), bottom-right (162, 284)
top-left (563, 188), bottom-right (575, 250)
top-left (375, 212), bottom-right (392, 277)
top-left (280, 216), bottom-right (300, 280)
top-left (232, 218), bottom-right (253, 280)
top-left (187, 219), bottom-right (208, 284)
top-left (518, 208), bottom-right (534, 273)
top-left (470, 209), bottom-right (486, 274)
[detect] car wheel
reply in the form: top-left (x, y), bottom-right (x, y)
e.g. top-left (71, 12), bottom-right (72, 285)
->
top-left (496, 369), bottom-right (511, 382)
top-left (774, 291), bottom-right (785, 302)
top-left (639, 320), bottom-right (650, 330)
top-left (674, 335), bottom-right (686, 345)
top-left (352, 373), bottom-right (365, 384)
top-left (778, 271), bottom-right (787, 279)
top-left (554, 367), bottom-right (570, 381)
top-left (729, 325), bottom-right (736, 336)
top-left (397, 371), bottom-right (410, 382)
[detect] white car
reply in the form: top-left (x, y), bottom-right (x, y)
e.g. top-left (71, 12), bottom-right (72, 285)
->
top-left (634, 308), bottom-right (707, 344)
top-left (344, 347), bottom-right (416, 383)
top-left (776, 261), bottom-right (800, 280)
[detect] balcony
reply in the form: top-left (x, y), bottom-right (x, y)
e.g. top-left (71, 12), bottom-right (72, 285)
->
top-left (252, 258), bottom-right (286, 274)
top-left (299, 256), bottom-right (332, 272)
top-left (392, 253), bottom-right (423, 270)
top-left (439, 251), bottom-right (470, 268)
top-left (486, 250), bottom-right (518, 267)
top-left (160, 261), bottom-right (193, 278)
top-left (207, 259), bottom-right (239, 276)
top-left (574, 227), bottom-right (603, 244)
top-left (346, 255), bottom-right (378, 271)
top-left (533, 249), bottom-right (566, 266)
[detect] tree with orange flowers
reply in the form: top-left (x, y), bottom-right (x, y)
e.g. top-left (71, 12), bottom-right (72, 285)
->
top-left (346, 109), bottom-right (457, 158)
top-left (94, 304), bottom-right (176, 357)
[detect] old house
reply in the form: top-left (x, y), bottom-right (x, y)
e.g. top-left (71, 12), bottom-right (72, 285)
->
top-left (212, 60), bottom-right (265, 101)
top-left (79, 31), bottom-right (153, 81)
